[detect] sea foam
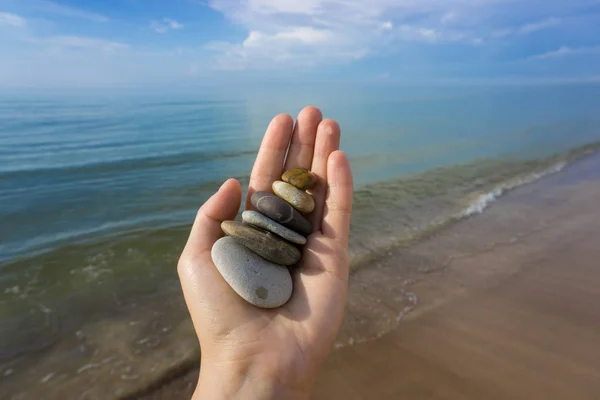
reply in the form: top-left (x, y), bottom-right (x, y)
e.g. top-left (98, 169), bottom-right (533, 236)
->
top-left (459, 161), bottom-right (568, 218)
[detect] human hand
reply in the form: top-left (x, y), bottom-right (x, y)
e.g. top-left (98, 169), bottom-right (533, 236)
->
top-left (178, 106), bottom-right (353, 399)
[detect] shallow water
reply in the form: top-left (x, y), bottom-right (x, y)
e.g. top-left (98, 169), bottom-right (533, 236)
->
top-left (2, 83), bottom-right (600, 398)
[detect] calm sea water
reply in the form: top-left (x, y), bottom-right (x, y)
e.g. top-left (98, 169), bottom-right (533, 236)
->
top-left (2, 83), bottom-right (600, 396)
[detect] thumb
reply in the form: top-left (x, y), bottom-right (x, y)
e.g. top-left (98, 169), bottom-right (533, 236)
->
top-left (181, 178), bottom-right (242, 260)
top-left (178, 178), bottom-right (243, 335)
top-left (177, 179), bottom-right (255, 341)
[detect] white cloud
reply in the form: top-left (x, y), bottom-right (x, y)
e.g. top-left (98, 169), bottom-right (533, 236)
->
top-left (34, 0), bottom-right (110, 23)
top-left (532, 46), bottom-right (600, 59)
top-left (151, 20), bottom-right (168, 33)
top-left (247, 0), bottom-right (323, 15)
top-left (0, 10), bottom-right (124, 53)
top-left (14, 32), bottom-right (129, 53)
top-left (441, 11), bottom-right (458, 24)
top-left (151, 18), bottom-right (184, 33)
top-left (164, 18), bottom-right (184, 29)
top-left (398, 25), bottom-right (438, 42)
top-left (518, 17), bottom-right (561, 34)
top-left (269, 26), bottom-right (334, 44)
top-left (205, 0), bottom-right (576, 69)
top-left (205, 0), bottom-right (488, 69)
top-left (0, 12), bottom-right (26, 27)
top-left (491, 28), bottom-right (511, 38)
top-left (493, 17), bottom-right (561, 37)
top-left (206, 26), bottom-right (366, 70)
top-left (42, 36), bottom-right (129, 52)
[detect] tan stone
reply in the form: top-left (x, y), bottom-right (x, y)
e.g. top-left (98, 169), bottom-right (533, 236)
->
top-left (272, 181), bottom-right (315, 214)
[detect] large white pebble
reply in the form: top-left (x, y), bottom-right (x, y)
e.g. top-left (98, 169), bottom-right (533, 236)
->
top-left (211, 237), bottom-right (293, 309)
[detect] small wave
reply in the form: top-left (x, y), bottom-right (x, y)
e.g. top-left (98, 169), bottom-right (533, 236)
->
top-left (458, 161), bottom-right (567, 218)
top-left (347, 143), bottom-right (600, 272)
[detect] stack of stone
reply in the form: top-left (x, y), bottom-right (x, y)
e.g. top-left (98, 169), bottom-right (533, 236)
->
top-left (211, 168), bottom-right (317, 309)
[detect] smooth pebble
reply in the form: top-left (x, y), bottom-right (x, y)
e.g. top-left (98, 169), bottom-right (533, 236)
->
top-left (221, 221), bottom-right (301, 266)
top-left (251, 191), bottom-right (312, 235)
top-left (242, 211), bottom-right (307, 245)
top-left (282, 168), bottom-right (317, 190)
top-left (272, 181), bottom-right (315, 214)
top-left (211, 237), bottom-right (293, 308)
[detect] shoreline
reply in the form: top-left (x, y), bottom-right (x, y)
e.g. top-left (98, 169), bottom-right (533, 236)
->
top-left (140, 150), bottom-right (600, 399)
top-left (346, 140), bottom-right (600, 272)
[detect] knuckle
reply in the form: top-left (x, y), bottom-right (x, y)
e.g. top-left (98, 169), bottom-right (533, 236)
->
top-left (327, 180), bottom-right (350, 189)
top-left (177, 255), bottom-right (190, 277)
top-left (327, 201), bottom-right (352, 215)
top-left (177, 253), bottom-right (202, 278)
top-left (313, 152), bottom-right (329, 162)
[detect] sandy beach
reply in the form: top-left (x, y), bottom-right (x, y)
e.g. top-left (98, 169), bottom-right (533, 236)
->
top-left (314, 154), bottom-right (600, 399)
top-left (142, 151), bottom-right (600, 400)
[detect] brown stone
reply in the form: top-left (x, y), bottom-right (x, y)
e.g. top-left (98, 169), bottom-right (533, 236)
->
top-left (221, 221), bottom-right (301, 266)
top-left (282, 168), bottom-right (317, 190)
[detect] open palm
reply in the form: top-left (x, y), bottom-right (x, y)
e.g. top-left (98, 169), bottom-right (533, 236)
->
top-left (178, 106), bottom-right (353, 398)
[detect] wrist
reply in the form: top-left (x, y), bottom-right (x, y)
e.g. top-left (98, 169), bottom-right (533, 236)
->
top-left (194, 358), bottom-right (311, 400)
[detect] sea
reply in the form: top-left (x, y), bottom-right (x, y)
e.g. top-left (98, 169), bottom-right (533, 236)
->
top-left (1, 82), bottom-right (600, 398)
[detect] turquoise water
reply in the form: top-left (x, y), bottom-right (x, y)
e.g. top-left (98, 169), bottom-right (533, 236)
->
top-left (1, 83), bottom-right (600, 396)
top-left (2, 84), bottom-right (600, 264)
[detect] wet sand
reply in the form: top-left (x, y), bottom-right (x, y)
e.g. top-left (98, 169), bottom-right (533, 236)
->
top-left (316, 194), bottom-right (600, 398)
top-left (143, 151), bottom-right (600, 400)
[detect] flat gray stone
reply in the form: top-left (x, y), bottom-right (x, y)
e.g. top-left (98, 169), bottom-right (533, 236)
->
top-left (251, 191), bottom-right (312, 235)
top-left (211, 237), bottom-right (293, 309)
top-left (242, 211), bottom-right (307, 245)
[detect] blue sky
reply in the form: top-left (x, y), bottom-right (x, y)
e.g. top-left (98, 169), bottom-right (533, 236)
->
top-left (0, 0), bottom-right (599, 87)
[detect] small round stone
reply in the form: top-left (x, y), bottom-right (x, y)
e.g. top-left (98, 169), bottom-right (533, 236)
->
top-left (221, 221), bottom-right (301, 266)
top-left (272, 181), bottom-right (315, 214)
top-left (242, 211), bottom-right (307, 245)
top-left (251, 191), bottom-right (312, 235)
top-left (211, 237), bottom-right (293, 308)
top-left (282, 168), bottom-right (317, 190)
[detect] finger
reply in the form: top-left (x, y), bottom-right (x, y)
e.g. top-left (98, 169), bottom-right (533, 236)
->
top-left (245, 114), bottom-right (294, 209)
top-left (181, 178), bottom-right (242, 259)
top-left (283, 106), bottom-right (322, 171)
top-left (321, 151), bottom-right (353, 246)
top-left (309, 119), bottom-right (341, 232)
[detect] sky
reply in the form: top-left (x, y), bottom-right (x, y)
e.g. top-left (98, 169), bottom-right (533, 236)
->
top-left (0, 0), bottom-right (599, 87)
